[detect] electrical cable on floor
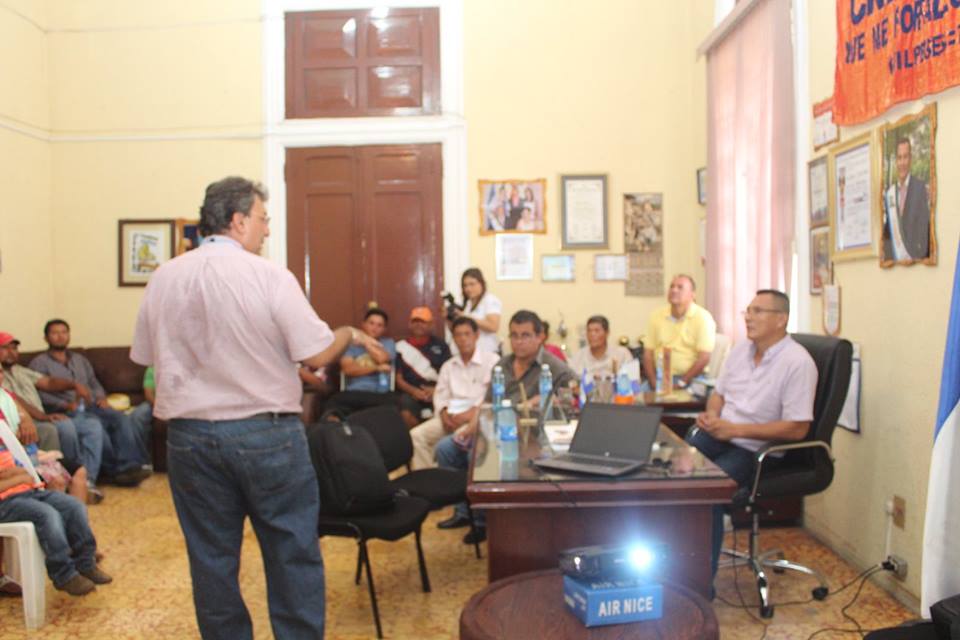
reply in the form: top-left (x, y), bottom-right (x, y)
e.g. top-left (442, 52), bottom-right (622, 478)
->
top-left (804, 566), bottom-right (888, 639)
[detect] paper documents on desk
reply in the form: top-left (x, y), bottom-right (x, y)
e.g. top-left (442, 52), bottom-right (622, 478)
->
top-left (544, 421), bottom-right (577, 453)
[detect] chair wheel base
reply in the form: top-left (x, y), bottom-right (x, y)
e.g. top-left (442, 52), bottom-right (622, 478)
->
top-left (760, 605), bottom-right (775, 618)
top-left (812, 586), bottom-right (828, 600)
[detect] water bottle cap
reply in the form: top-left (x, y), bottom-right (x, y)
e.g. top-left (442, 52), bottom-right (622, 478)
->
top-left (501, 399), bottom-right (512, 408)
top-left (494, 365), bottom-right (503, 371)
top-left (541, 363), bottom-right (550, 370)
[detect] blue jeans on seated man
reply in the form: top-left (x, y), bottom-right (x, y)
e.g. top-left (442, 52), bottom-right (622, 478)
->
top-left (167, 415), bottom-right (325, 640)
top-left (686, 427), bottom-right (761, 580)
top-left (434, 434), bottom-right (484, 527)
top-left (129, 401), bottom-right (154, 462)
top-left (0, 489), bottom-right (98, 588)
top-left (85, 405), bottom-right (148, 476)
top-left (56, 414), bottom-right (105, 482)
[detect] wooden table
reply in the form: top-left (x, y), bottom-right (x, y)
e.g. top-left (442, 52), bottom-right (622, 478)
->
top-left (459, 569), bottom-right (719, 640)
top-left (467, 416), bottom-right (736, 598)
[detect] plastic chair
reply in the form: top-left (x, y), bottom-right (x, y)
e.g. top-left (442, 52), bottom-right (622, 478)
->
top-left (0, 521), bottom-right (47, 630)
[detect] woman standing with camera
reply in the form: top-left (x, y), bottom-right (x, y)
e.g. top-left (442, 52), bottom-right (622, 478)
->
top-left (451, 268), bottom-right (502, 354)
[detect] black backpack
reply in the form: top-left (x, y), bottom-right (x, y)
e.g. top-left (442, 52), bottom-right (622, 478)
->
top-left (306, 420), bottom-right (396, 516)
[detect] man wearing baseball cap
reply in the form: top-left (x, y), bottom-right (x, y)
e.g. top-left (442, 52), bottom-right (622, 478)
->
top-left (395, 307), bottom-right (451, 428)
top-left (0, 332), bottom-right (105, 502)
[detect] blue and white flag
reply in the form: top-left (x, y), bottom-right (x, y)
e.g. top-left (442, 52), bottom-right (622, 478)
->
top-left (922, 242), bottom-right (960, 615)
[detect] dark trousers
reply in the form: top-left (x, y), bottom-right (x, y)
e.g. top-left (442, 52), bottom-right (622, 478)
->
top-left (322, 390), bottom-right (398, 421)
top-left (686, 428), bottom-right (759, 578)
top-left (167, 416), bottom-right (325, 640)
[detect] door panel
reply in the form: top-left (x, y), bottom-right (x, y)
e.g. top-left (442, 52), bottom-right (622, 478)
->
top-left (286, 143), bottom-right (442, 335)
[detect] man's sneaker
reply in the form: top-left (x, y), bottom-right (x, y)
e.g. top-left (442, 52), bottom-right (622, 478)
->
top-left (55, 574), bottom-right (96, 596)
top-left (86, 484), bottom-right (104, 505)
top-left (80, 566), bottom-right (112, 585)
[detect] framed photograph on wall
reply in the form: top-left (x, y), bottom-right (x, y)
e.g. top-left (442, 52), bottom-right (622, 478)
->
top-left (879, 103), bottom-right (937, 267)
top-left (541, 254), bottom-right (575, 282)
top-left (118, 219), bottom-right (175, 287)
top-left (810, 226), bottom-right (831, 295)
top-left (175, 218), bottom-right (202, 255)
top-left (479, 179), bottom-right (547, 234)
top-left (808, 156), bottom-right (829, 228)
top-left (696, 167), bottom-right (707, 205)
top-left (561, 174), bottom-right (607, 249)
top-left (828, 131), bottom-right (879, 262)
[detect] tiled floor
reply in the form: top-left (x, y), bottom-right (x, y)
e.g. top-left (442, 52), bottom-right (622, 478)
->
top-left (1, 474), bottom-right (915, 639)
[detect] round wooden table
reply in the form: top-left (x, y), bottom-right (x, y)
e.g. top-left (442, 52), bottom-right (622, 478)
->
top-left (460, 569), bottom-right (718, 640)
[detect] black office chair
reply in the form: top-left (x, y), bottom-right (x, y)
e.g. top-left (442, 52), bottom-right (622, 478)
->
top-left (348, 405), bottom-right (483, 559)
top-left (722, 333), bottom-right (853, 618)
top-left (310, 423), bottom-right (433, 639)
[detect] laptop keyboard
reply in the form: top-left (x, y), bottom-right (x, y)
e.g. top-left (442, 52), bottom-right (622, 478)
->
top-left (554, 454), bottom-right (637, 469)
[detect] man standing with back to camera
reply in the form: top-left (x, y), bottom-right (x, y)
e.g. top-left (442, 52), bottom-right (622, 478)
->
top-left (132, 176), bottom-right (379, 639)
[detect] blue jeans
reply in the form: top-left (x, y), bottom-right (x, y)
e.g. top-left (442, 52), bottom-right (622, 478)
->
top-left (0, 489), bottom-right (97, 587)
top-left (57, 414), bottom-right (105, 481)
top-left (687, 428), bottom-right (760, 578)
top-left (434, 435), bottom-right (484, 527)
top-left (87, 406), bottom-right (147, 476)
top-left (129, 402), bottom-right (154, 462)
top-left (167, 416), bottom-right (325, 640)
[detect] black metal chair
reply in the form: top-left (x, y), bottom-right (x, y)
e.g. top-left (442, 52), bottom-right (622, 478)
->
top-left (308, 422), bottom-right (432, 639)
top-left (348, 405), bottom-right (483, 559)
top-left (722, 333), bottom-right (853, 618)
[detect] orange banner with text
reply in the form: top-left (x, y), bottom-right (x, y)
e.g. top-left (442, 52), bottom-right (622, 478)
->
top-left (834, 0), bottom-right (960, 125)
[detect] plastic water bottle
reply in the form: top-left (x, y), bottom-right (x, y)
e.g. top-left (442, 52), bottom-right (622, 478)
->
top-left (25, 443), bottom-right (39, 467)
top-left (539, 364), bottom-right (553, 412)
top-left (76, 398), bottom-right (86, 414)
top-left (655, 350), bottom-right (664, 394)
top-left (498, 399), bottom-right (518, 461)
top-left (377, 370), bottom-right (389, 393)
top-left (615, 371), bottom-right (633, 405)
top-left (492, 366), bottom-right (505, 409)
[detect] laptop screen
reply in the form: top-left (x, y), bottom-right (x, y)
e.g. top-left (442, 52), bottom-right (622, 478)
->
top-left (570, 404), bottom-right (662, 460)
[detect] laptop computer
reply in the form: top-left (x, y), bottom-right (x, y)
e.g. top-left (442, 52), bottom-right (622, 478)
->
top-left (533, 403), bottom-right (663, 477)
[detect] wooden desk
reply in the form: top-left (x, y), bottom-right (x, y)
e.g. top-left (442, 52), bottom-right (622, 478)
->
top-left (467, 417), bottom-right (736, 597)
top-left (459, 569), bottom-right (719, 640)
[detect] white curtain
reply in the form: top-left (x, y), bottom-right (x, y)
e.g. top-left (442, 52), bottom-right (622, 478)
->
top-left (705, 0), bottom-right (796, 340)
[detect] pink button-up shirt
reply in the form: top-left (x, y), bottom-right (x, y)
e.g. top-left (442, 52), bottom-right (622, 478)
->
top-left (432, 349), bottom-right (500, 415)
top-left (131, 236), bottom-right (334, 421)
top-left (716, 335), bottom-right (818, 453)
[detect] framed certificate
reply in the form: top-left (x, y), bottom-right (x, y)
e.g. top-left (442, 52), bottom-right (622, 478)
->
top-left (495, 234), bottom-right (534, 280)
top-left (828, 131), bottom-right (879, 262)
top-left (561, 174), bottom-right (607, 249)
top-left (594, 254), bottom-right (627, 281)
top-left (541, 254), bottom-right (575, 282)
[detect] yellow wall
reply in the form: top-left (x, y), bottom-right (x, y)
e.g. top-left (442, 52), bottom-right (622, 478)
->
top-left (464, 0), bottom-right (712, 350)
top-left (803, 2), bottom-right (960, 604)
top-left (0, 2), bottom-right (54, 349)
top-left (42, 0), bottom-right (262, 345)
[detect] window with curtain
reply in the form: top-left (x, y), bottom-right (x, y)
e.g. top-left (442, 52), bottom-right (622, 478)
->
top-left (704, 0), bottom-right (796, 341)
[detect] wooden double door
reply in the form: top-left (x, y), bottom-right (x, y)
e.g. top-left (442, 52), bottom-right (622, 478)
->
top-left (286, 144), bottom-right (443, 333)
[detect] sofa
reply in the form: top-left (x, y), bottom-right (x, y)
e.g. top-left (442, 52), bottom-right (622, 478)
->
top-left (18, 346), bottom-right (333, 472)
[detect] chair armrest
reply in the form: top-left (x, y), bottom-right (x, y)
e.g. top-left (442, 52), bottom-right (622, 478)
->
top-left (747, 441), bottom-right (834, 504)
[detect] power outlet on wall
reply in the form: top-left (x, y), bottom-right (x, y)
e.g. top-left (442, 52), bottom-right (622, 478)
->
top-left (892, 495), bottom-right (906, 529)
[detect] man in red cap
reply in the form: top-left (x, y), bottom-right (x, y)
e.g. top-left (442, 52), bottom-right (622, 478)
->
top-left (395, 307), bottom-right (451, 428)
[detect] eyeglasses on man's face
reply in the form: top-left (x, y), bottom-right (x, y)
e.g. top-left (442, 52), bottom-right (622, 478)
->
top-left (741, 307), bottom-right (784, 317)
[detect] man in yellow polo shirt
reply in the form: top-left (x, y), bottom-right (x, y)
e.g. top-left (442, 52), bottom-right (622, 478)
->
top-left (642, 274), bottom-right (717, 389)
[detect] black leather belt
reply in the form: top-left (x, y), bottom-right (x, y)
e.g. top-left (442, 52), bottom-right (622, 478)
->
top-left (248, 412), bottom-right (300, 420)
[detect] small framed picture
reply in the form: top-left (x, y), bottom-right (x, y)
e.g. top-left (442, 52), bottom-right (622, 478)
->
top-left (696, 167), bottom-right (707, 205)
top-left (810, 226), bottom-right (831, 295)
top-left (808, 156), bottom-right (829, 228)
top-left (829, 131), bottom-right (880, 262)
top-left (495, 233), bottom-right (534, 280)
top-left (593, 254), bottom-right (627, 281)
top-left (541, 254), bottom-right (575, 282)
top-left (118, 219), bottom-right (175, 287)
top-left (175, 218), bottom-right (202, 255)
top-left (479, 179), bottom-right (547, 234)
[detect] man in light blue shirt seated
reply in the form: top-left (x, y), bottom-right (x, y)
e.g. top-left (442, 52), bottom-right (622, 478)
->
top-left (322, 308), bottom-right (397, 419)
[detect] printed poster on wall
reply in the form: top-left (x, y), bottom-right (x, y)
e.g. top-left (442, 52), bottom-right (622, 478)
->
top-left (834, 2), bottom-right (960, 125)
top-left (624, 193), bottom-right (664, 296)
